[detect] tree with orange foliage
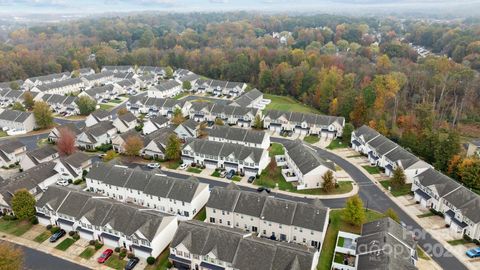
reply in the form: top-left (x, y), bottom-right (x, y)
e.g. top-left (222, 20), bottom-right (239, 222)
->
top-left (57, 127), bottom-right (77, 156)
top-left (123, 135), bottom-right (144, 157)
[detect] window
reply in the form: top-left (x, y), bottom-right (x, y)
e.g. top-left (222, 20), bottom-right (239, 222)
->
top-left (227, 221), bottom-right (230, 226)
top-left (210, 217), bottom-right (215, 223)
top-left (177, 251), bottom-right (183, 256)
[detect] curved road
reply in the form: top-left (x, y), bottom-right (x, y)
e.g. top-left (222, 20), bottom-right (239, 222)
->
top-left (272, 137), bottom-right (466, 270)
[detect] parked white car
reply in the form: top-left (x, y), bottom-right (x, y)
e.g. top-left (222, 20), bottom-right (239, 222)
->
top-left (147, 163), bottom-right (160, 169)
top-left (179, 163), bottom-right (188, 170)
top-left (56, 180), bottom-right (69, 186)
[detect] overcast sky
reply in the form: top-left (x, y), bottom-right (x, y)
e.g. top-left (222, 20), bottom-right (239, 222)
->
top-left (0, 0), bottom-right (479, 14)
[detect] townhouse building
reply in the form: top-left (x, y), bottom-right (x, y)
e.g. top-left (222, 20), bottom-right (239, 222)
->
top-left (80, 84), bottom-right (122, 101)
top-left (0, 140), bottom-right (27, 167)
top-left (101, 66), bottom-right (134, 74)
top-left (194, 79), bottom-right (247, 97)
top-left (80, 71), bottom-right (115, 88)
top-left (0, 88), bottom-right (26, 108)
top-left (112, 112), bottom-right (138, 133)
top-left (351, 125), bottom-right (431, 183)
top-left (141, 127), bottom-right (176, 160)
top-left (48, 123), bottom-right (82, 143)
top-left (207, 125), bottom-right (270, 149)
top-left (188, 102), bottom-right (260, 127)
top-left (176, 73), bottom-right (200, 90)
top-left (41, 94), bottom-right (79, 115)
top-left (112, 130), bottom-right (144, 153)
top-left (143, 115), bottom-right (169, 135)
top-left (277, 140), bottom-right (336, 190)
top-left (23, 72), bottom-right (70, 89)
top-left (76, 121), bottom-right (117, 150)
top-left (0, 109), bottom-right (36, 133)
top-left (126, 96), bottom-right (190, 118)
top-left (54, 152), bottom-right (92, 181)
top-left (85, 109), bottom-right (112, 127)
top-left (86, 163), bottom-right (210, 220)
top-left (229, 88), bottom-right (270, 109)
top-left (0, 161), bottom-right (60, 213)
top-left (148, 80), bottom-right (182, 98)
top-left (115, 79), bottom-right (137, 94)
top-left (206, 183), bottom-right (329, 250)
top-left (138, 66), bottom-right (165, 78)
top-left (0, 80), bottom-right (24, 91)
top-left (36, 186), bottom-right (178, 259)
top-left (72, 68), bottom-right (95, 77)
top-left (412, 168), bottom-right (480, 240)
top-left (182, 138), bottom-right (270, 176)
top-left (31, 78), bottom-right (84, 95)
top-left (20, 145), bottom-right (59, 170)
top-left (356, 218), bottom-right (418, 270)
top-left (263, 110), bottom-right (345, 138)
top-left (170, 220), bottom-right (320, 270)
top-left (137, 74), bottom-right (157, 89)
top-left (174, 119), bottom-right (202, 140)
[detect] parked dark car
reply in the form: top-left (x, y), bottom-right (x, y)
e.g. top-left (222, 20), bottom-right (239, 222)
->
top-left (97, 249), bottom-right (113, 263)
top-left (49, 229), bottom-right (66, 243)
top-left (257, 186), bottom-right (271, 193)
top-left (226, 169), bottom-right (236, 179)
top-left (125, 257), bottom-right (140, 270)
top-left (247, 176), bottom-right (256, 183)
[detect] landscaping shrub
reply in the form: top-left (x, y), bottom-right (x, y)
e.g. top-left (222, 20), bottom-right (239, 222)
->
top-left (94, 242), bottom-right (103, 250)
top-left (464, 234), bottom-right (473, 242)
top-left (95, 143), bottom-right (113, 152)
top-left (473, 239), bottom-right (480, 246)
top-left (46, 225), bottom-right (53, 230)
top-left (3, 215), bottom-right (17, 221)
top-left (166, 261), bottom-right (173, 268)
top-left (146, 256), bottom-right (156, 265)
top-left (68, 231), bottom-right (75, 237)
top-left (50, 227), bottom-right (60, 234)
top-left (89, 240), bottom-right (96, 246)
top-left (72, 233), bottom-right (80, 240)
top-left (9, 164), bottom-right (15, 168)
top-left (127, 253), bottom-right (134, 259)
top-left (73, 179), bottom-right (83, 185)
top-left (67, 179), bottom-right (73, 184)
top-left (29, 216), bottom-right (38, 225)
top-left (119, 251), bottom-right (127, 259)
top-left (114, 247), bottom-right (121, 253)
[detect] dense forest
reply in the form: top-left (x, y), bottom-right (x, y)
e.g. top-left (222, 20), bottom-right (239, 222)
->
top-left (0, 12), bottom-right (479, 186)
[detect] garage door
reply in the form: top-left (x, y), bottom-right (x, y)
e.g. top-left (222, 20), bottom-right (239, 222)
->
top-left (78, 228), bottom-right (94, 241)
top-left (36, 213), bottom-right (51, 226)
top-left (204, 159), bottom-right (218, 169)
top-left (101, 233), bottom-right (120, 248)
top-left (269, 124), bottom-right (281, 132)
top-left (57, 218), bottom-right (74, 233)
top-left (224, 162), bottom-right (238, 172)
top-left (132, 245), bottom-right (152, 259)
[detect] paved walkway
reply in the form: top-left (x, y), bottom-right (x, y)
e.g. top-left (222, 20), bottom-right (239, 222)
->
top-left (161, 166), bottom-right (359, 199)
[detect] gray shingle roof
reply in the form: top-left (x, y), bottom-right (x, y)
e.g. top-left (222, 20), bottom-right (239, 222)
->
top-left (415, 168), bottom-right (461, 198)
top-left (231, 89), bottom-right (263, 107)
top-left (354, 125), bottom-right (380, 142)
top-left (152, 80), bottom-right (180, 92)
top-left (0, 109), bottom-right (32, 123)
top-left (264, 110), bottom-right (344, 127)
top-left (208, 125), bottom-right (266, 145)
top-left (91, 109), bottom-right (111, 120)
top-left (36, 78), bottom-right (83, 92)
top-left (283, 140), bottom-right (335, 175)
top-left (87, 163), bottom-right (204, 203)
top-left (0, 139), bottom-right (25, 154)
top-left (82, 121), bottom-right (115, 138)
top-left (443, 186), bottom-right (480, 223)
top-left (26, 145), bottom-right (57, 163)
top-left (84, 84), bottom-right (114, 97)
top-left (207, 184), bottom-right (329, 232)
top-left (184, 138), bottom-right (265, 164)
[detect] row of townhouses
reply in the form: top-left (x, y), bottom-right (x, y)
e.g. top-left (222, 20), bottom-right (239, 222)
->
top-left (206, 183), bottom-right (329, 250)
top-left (263, 110), bottom-right (345, 138)
top-left (182, 138), bottom-right (270, 177)
top-left (85, 163), bottom-right (210, 220)
top-left (188, 102), bottom-right (260, 128)
top-left (127, 96), bottom-right (189, 118)
top-left (41, 94), bottom-right (79, 115)
top-left (193, 79), bottom-right (247, 97)
top-left (170, 220), bottom-right (320, 270)
top-left (350, 125), bottom-right (432, 182)
top-left (36, 186), bottom-right (177, 259)
top-left (229, 88), bottom-right (270, 109)
top-left (0, 139), bottom-right (27, 167)
top-left (31, 78), bottom-right (85, 95)
top-left (207, 125), bottom-right (270, 149)
top-left (0, 109), bottom-right (36, 133)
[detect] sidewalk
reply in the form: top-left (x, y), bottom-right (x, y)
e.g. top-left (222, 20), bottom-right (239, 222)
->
top-left (161, 166), bottom-right (359, 199)
top-left (328, 148), bottom-right (466, 270)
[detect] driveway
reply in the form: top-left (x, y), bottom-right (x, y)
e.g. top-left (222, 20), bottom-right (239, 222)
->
top-left (270, 137), bottom-right (468, 270)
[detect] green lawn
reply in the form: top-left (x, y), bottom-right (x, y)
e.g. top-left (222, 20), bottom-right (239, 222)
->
top-left (0, 131), bottom-right (8, 137)
top-left (159, 159), bottom-right (181, 169)
top-left (269, 143), bottom-right (285, 156)
top-left (211, 171), bottom-right (221, 177)
top-left (264, 94), bottom-right (320, 114)
top-left (187, 167), bottom-right (202, 174)
top-left (304, 135), bottom-right (320, 144)
top-left (337, 236), bottom-right (345, 247)
top-left (317, 209), bottom-right (385, 270)
top-left (105, 255), bottom-right (127, 270)
top-left (447, 239), bottom-right (470, 246)
top-left (173, 92), bottom-right (189, 100)
top-left (294, 182), bottom-right (353, 196)
top-left (361, 165), bottom-right (381, 175)
top-left (33, 230), bottom-right (52, 243)
top-left (194, 207), bottom-right (207, 221)
top-left (232, 176), bottom-right (242, 182)
top-left (0, 219), bottom-right (32, 236)
top-left (110, 99), bottom-right (123, 104)
top-left (326, 139), bottom-right (347, 150)
top-left (145, 249), bottom-right (171, 270)
top-left (79, 247), bottom-right (96, 260)
top-left (380, 181), bottom-right (412, 197)
top-left (55, 238), bottom-right (76, 251)
top-left (417, 212), bottom-right (436, 218)
top-left (254, 167), bottom-right (295, 191)
top-left (99, 104), bottom-right (115, 111)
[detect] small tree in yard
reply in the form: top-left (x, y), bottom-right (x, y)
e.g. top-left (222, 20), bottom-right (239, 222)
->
top-left (322, 170), bottom-right (336, 193)
top-left (341, 123), bottom-right (354, 145)
top-left (57, 127), bottom-right (77, 156)
top-left (171, 108), bottom-right (185, 125)
top-left (33, 101), bottom-right (54, 129)
top-left (165, 66), bottom-right (174, 79)
top-left (344, 195), bottom-right (365, 226)
top-left (391, 167), bottom-right (406, 189)
top-left (267, 158), bottom-right (277, 178)
top-left (103, 150), bottom-right (118, 162)
top-left (123, 135), bottom-right (144, 157)
top-left (182, 80), bottom-right (192, 91)
top-left (214, 118), bottom-right (224, 126)
top-left (0, 242), bottom-right (23, 270)
top-left (165, 134), bottom-right (181, 160)
top-left (76, 96), bottom-right (97, 115)
top-left (23, 92), bottom-right (35, 110)
top-left (384, 208), bottom-right (400, 223)
top-left (253, 115), bottom-right (263, 129)
top-left (11, 189), bottom-right (36, 220)
top-left (198, 122), bottom-right (208, 138)
top-left (117, 107), bottom-right (129, 116)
